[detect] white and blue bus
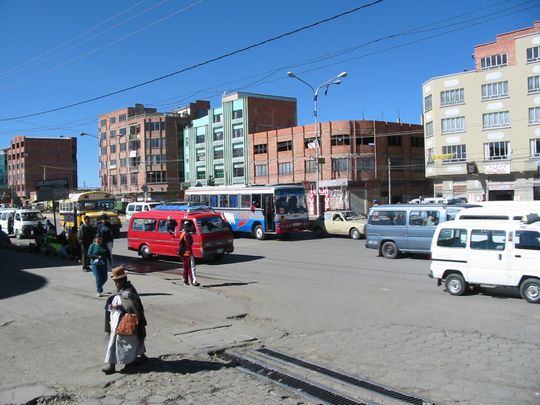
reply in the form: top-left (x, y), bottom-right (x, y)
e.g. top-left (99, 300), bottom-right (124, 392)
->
top-left (184, 185), bottom-right (308, 240)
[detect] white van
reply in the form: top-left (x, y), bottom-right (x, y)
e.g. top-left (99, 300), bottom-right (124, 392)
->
top-left (13, 209), bottom-right (45, 239)
top-left (455, 206), bottom-right (540, 221)
top-left (0, 209), bottom-right (17, 235)
top-left (429, 218), bottom-right (540, 303)
top-left (125, 202), bottom-right (161, 221)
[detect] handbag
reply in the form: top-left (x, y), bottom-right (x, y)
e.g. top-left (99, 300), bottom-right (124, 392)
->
top-left (116, 313), bottom-right (139, 336)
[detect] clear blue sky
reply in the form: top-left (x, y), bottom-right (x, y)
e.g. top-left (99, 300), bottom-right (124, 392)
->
top-left (0, 0), bottom-right (538, 188)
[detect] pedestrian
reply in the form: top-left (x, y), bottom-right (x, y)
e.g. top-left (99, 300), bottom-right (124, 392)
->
top-left (165, 215), bottom-right (178, 235)
top-left (102, 266), bottom-right (147, 375)
top-left (32, 221), bottom-right (46, 252)
top-left (88, 235), bottom-right (110, 297)
top-left (96, 214), bottom-right (114, 270)
top-left (178, 220), bottom-right (199, 286)
top-left (77, 216), bottom-right (95, 272)
top-left (45, 219), bottom-right (56, 236)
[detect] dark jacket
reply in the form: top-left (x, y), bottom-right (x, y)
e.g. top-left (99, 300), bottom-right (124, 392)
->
top-left (77, 223), bottom-right (95, 245)
top-left (96, 222), bottom-right (114, 244)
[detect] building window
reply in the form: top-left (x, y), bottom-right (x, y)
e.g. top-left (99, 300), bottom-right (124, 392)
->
top-left (213, 130), bottom-right (223, 142)
top-left (441, 116), bottom-right (466, 134)
top-left (425, 121), bottom-right (433, 138)
top-left (528, 76), bottom-right (540, 94)
top-left (196, 149), bottom-right (205, 162)
top-left (109, 160), bottom-right (117, 169)
top-left (119, 127), bottom-right (127, 136)
top-left (213, 114), bottom-right (222, 123)
top-left (530, 139), bottom-right (540, 158)
top-left (442, 145), bottom-right (467, 162)
top-left (529, 107), bottom-right (540, 125)
top-left (109, 145), bottom-right (116, 153)
top-left (255, 164), bottom-right (268, 177)
top-left (147, 154), bottom-right (165, 164)
top-left (100, 132), bottom-right (107, 139)
top-left (278, 162), bottom-right (293, 175)
top-left (254, 144), bottom-right (267, 154)
top-left (440, 88), bottom-right (464, 106)
top-left (119, 143), bottom-right (127, 152)
top-left (330, 134), bottom-right (351, 146)
top-left (483, 111), bottom-right (510, 129)
top-left (356, 156), bottom-right (374, 171)
top-left (130, 173), bottom-right (138, 185)
top-left (427, 148), bottom-right (435, 165)
top-left (145, 138), bottom-right (165, 149)
top-left (109, 117), bottom-right (116, 125)
top-left (424, 94), bottom-right (432, 112)
top-left (214, 166), bottom-right (224, 178)
top-left (144, 122), bottom-right (166, 131)
top-left (111, 175), bottom-right (117, 185)
top-left (527, 46), bottom-right (540, 63)
top-left (356, 136), bottom-right (374, 145)
top-left (411, 137), bottom-right (424, 147)
top-left (277, 140), bottom-right (293, 152)
top-left (412, 159), bottom-right (424, 171)
top-left (120, 174), bottom-right (127, 185)
top-left (481, 81), bottom-right (508, 100)
top-left (485, 141), bottom-right (510, 160)
top-left (101, 147), bottom-right (107, 155)
top-left (332, 158), bottom-right (349, 173)
top-left (233, 164), bottom-right (244, 177)
top-left (214, 147), bottom-right (224, 160)
top-left (233, 125), bottom-right (243, 138)
top-left (120, 158), bottom-right (127, 167)
top-left (130, 157), bottom-right (140, 167)
top-left (388, 136), bottom-right (402, 146)
top-left (146, 171), bottom-right (167, 183)
top-left (196, 168), bottom-right (206, 180)
top-left (100, 119), bottom-right (107, 127)
top-left (232, 144), bottom-right (244, 158)
top-left (119, 114), bottom-right (127, 122)
top-left (232, 109), bottom-right (243, 119)
top-left (480, 53), bottom-right (507, 70)
top-left (390, 157), bottom-right (403, 171)
top-left (305, 159), bottom-right (316, 173)
top-left (195, 133), bottom-right (205, 144)
top-left (110, 129), bottom-right (116, 137)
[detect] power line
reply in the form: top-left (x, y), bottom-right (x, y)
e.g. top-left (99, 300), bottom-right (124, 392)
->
top-left (0, 0), bottom-right (383, 122)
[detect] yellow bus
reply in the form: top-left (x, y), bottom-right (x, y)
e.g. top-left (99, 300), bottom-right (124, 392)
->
top-left (58, 191), bottom-right (121, 237)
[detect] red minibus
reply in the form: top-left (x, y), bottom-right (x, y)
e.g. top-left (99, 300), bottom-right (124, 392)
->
top-left (127, 208), bottom-right (234, 261)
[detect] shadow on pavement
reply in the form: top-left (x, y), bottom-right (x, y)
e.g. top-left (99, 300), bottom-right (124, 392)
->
top-left (203, 282), bottom-right (258, 288)
top-left (138, 292), bottom-right (173, 297)
top-left (206, 254), bottom-right (264, 266)
top-left (120, 356), bottom-right (232, 375)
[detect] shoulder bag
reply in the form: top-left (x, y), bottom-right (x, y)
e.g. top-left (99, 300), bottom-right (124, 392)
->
top-left (116, 313), bottom-right (139, 336)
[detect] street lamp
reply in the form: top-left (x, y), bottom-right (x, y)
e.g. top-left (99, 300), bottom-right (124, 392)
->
top-left (79, 131), bottom-right (100, 140)
top-left (287, 71), bottom-right (348, 217)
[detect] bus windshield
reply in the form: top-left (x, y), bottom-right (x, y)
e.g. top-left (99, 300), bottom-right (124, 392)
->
top-left (76, 200), bottom-right (115, 211)
top-left (275, 188), bottom-right (307, 214)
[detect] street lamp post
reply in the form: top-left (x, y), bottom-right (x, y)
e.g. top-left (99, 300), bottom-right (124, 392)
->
top-left (79, 131), bottom-right (100, 140)
top-left (287, 71), bottom-right (348, 217)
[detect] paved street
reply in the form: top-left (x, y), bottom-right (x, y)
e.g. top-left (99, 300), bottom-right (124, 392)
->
top-left (1, 230), bottom-right (539, 404)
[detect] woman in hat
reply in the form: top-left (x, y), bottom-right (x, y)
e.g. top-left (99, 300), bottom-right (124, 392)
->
top-left (102, 266), bottom-right (147, 374)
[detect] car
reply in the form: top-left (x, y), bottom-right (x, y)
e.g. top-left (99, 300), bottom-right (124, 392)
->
top-left (309, 210), bottom-right (367, 239)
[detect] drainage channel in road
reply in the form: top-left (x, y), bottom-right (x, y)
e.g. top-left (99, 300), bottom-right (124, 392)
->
top-left (220, 348), bottom-right (436, 405)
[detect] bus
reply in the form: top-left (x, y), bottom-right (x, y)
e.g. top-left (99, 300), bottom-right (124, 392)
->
top-left (58, 191), bottom-right (121, 237)
top-left (185, 185), bottom-right (308, 240)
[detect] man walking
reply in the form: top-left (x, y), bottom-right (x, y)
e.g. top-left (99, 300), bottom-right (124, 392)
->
top-left (97, 214), bottom-right (114, 270)
top-left (77, 215), bottom-right (95, 272)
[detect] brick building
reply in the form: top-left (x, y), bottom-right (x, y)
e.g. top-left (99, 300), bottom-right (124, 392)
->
top-left (6, 136), bottom-right (78, 200)
top-left (249, 120), bottom-right (432, 215)
top-left (98, 102), bottom-right (209, 201)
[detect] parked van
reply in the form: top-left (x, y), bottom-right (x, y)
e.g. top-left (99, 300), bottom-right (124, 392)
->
top-left (0, 209), bottom-right (17, 235)
top-left (365, 204), bottom-right (473, 258)
top-left (429, 217), bottom-right (540, 303)
top-left (125, 202), bottom-right (161, 221)
top-left (127, 207), bottom-right (234, 261)
top-left (13, 209), bottom-right (45, 239)
top-left (455, 205), bottom-right (540, 221)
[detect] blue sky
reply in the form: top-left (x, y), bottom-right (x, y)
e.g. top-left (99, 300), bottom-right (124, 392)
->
top-left (0, 0), bottom-right (538, 188)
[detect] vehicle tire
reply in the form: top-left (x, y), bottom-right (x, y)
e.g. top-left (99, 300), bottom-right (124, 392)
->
top-left (445, 273), bottom-right (467, 296)
top-left (140, 244), bottom-right (153, 260)
top-left (349, 228), bottom-right (361, 240)
top-left (313, 227), bottom-right (324, 238)
top-left (520, 278), bottom-right (540, 304)
top-left (15, 229), bottom-right (21, 239)
top-left (381, 241), bottom-right (398, 259)
top-left (253, 224), bottom-right (265, 240)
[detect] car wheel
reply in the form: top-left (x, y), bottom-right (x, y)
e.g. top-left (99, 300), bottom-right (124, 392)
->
top-left (520, 278), bottom-right (540, 303)
top-left (253, 224), bottom-right (265, 240)
top-left (381, 241), bottom-right (398, 259)
top-left (15, 229), bottom-right (21, 239)
top-left (140, 245), bottom-right (153, 260)
top-left (349, 228), bottom-right (361, 240)
top-left (445, 273), bottom-right (467, 296)
top-left (313, 227), bottom-right (324, 238)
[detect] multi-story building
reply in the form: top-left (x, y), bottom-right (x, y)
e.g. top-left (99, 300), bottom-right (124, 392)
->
top-left (0, 149), bottom-right (9, 204)
top-left (98, 102), bottom-right (209, 201)
top-left (249, 120), bottom-right (431, 215)
top-left (184, 92), bottom-right (297, 187)
top-left (422, 21), bottom-right (540, 201)
top-left (6, 136), bottom-right (78, 200)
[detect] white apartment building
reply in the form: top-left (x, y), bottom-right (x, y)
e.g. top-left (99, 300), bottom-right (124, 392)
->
top-left (422, 21), bottom-right (540, 201)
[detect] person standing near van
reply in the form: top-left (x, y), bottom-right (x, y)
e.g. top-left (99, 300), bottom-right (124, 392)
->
top-left (78, 215), bottom-right (95, 272)
top-left (178, 220), bottom-right (199, 286)
top-left (97, 214), bottom-right (114, 270)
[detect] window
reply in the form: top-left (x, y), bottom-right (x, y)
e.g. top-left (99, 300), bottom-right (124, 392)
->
top-left (470, 229), bottom-right (506, 250)
top-left (442, 145), bottom-right (466, 162)
top-left (412, 159), bottom-right (424, 171)
top-left (483, 111), bottom-right (509, 129)
top-left (409, 210), bottom-right (440, 226)
top-left (441, 117), bottom-right (465, 134)
top-left (144, 122), bottom-right (166, 131)
top-left (330, 134), bottom-right (350, 146)
top-left (232, 109), bottom-right (243, 119)
top-left (368, 210), bottom-right (407, 226)
top-left (356, 136), bottom-right (374, 145)
top-left (277, 140), bottom-right (293, 152)
top-left (213, 130), bottom-right (224, 142)
top-left (332, 158), bottom-right (349, 173)
top-left (440, 88), bottom-right (464, 106)
top-left (100, 119), bottom-right (107, 127)
top-left (109, 159), bottom-right (117, 169)
top-left (527, 46), bottom-right (540, 63)
top-left (214, 165), bottom-right (224, 178)
top-left (388, 136), bottom-right (402, 146)
top-left (233, 125), bottom-right (243, 138)
top-left (437, 228), bottom-right (467, 248)
top-left (130, 173), bottom-right (138, 185)
top-left (485, 141), bottom-right (510, 160)
top-left (515, 230), bottom-right (540, 250)
top-left (109, 116), bottom-right (116, 125)
top-left (529, 107), bottom-right (540, 125)
top-left (146, 171), bottom-right (166, 183)
top-left (305, 159), bottom-right (317, 173)
top-left (213, 114), bottom-right (222, 123)
top-left (146, 138), bottom-right (165, 148)
top-left (196, 149), bottom-right (205, 162)
top-left (119, 127), bottom-right (127, 136)
top-left (530, 139), bottom-right (540, 157)
top-left (109, 145), bottom-right (116, 153)
top-left (411, 137), bottom-right (424, 148)
top-left (424, 94), bottom-right (432, 112)
top-left (147, 154), bottom-right (165, 164)
top-left (119, 114), bottom-right (127, 122)
top-left (278, 162), bottom-right (293, 175)
top-left (233, 164), bottom-right (244, 177)
top-left (482, 81), bottom-right (508, 100)
top-left (255, 164), bottom-right (268, 176)
top-left (232, 144), bottom-right (244, 158)
top-left (213, 147), bottom-right (224, 160)
top-left (100, 132), bottom-right (107, 139)
top-left (120, 158), bottom-right (127, 167)
top-left (254, 144), bottom-right (267, 154)
top-left (480, 53), bottom-right (507, 70)
top-left (119, 142), bottom-right (126, 151)
top-left (357, 156), bottom-right (374, 171)
top-left (425, 121), bottom-right (433, 138)
top-left (120, 174), bottom-right (127, 185)
top-left (528, 76), bottom-right (540, 94)
top-left (195, 134), bottom-right (205, 144)
top-left (196, 168), bottom-right (206, 180)
top-left (110, 129), bottom-right (116, 137)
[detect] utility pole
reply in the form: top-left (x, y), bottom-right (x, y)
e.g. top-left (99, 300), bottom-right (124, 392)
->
top-left (388, 158), bottom-right (392, 204)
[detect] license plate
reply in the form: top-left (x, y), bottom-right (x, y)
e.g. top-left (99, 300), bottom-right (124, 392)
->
top-left (217, 248), bottom-right (224, 254)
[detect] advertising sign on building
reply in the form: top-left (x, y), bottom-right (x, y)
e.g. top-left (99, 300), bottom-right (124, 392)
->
top-left (483, 162), bottom-right (511, 175)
